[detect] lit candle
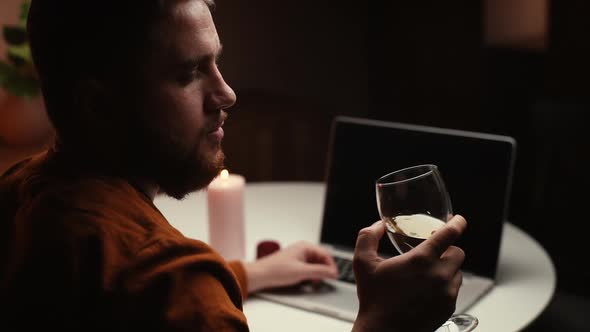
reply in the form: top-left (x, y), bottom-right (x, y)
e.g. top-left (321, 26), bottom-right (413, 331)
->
top-left (207, 169), bottom-right (246, 261)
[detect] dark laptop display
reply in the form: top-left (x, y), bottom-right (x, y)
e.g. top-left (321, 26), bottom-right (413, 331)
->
top-left (321, 117), bottom-right (516, 279)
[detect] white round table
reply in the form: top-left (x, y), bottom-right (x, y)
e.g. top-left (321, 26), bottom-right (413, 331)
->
top-left (155, 182), bottom-right (556, 332)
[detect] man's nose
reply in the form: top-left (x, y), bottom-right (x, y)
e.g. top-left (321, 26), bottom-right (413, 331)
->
top-left (205, 69), bottom-right (237, 112)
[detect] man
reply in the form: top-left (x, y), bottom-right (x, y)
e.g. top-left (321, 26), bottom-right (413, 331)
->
top-left (0, 0), bottom-right (466, 331)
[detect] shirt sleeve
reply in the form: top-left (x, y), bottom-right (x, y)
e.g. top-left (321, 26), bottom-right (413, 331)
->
top-left (228, 260), bottom-right (249, 300)
top-left (109, 237), bottom-right (250, 332)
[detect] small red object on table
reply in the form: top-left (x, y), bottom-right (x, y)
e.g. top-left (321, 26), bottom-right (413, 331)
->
top-left (256, 240), bottom-right (280, 259)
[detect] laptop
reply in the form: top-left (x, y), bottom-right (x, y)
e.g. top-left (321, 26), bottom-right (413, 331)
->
top-left (257, 116), bottom-right (517, 322)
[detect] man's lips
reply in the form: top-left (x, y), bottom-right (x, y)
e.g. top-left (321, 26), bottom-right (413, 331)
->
top-left (207, 117), bottom-right (225, 142)
top-left (207, 120), bottom-right (225, 134)
top-left (206, 112), bottom-right (228, 134)
top-left (208, 126), bottom-right (224, 141)
top-left (205, 111), bottom-right (228, 143)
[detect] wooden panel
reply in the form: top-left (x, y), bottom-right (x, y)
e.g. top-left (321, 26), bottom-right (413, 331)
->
top-left (546, 0), bottom-right (590, 99)
top-left (368, 1), bottom-right (483, 129)
top-left (221, 91), bottom-right (354, 182)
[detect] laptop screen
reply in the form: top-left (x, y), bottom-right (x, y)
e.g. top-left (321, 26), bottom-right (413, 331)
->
top-left (320, 117), bottom-right (516, 279)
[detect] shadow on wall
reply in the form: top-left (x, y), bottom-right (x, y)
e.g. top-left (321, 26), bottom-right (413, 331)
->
top-left (221, 90), bottom-right (359, 182)
top-left (525, 101), bottom-right (590, 297)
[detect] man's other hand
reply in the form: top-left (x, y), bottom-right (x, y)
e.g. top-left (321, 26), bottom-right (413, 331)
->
top-left (352, 216), bottom-right (467, 332)
top-left (244, 241), bottom-right (338, 293)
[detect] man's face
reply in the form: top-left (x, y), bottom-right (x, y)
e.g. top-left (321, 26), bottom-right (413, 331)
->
top-left (118, 0), bottom-right (236, 199)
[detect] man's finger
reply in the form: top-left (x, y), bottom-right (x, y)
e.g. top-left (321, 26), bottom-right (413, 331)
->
top-left (449, 270), bottom-right (463, 300)
top-left (305, 245), bottom-right (337, 269)
top-left (417, 215), bottom-right (467, 258)
top-left (354, 220), bottom-right (385, 255)
top-left (303, 263), bottom-right (339, 279)
top-left (353, 221), bottom-right (385, 273)
top-left (440, 246), bottom-right (466, 268)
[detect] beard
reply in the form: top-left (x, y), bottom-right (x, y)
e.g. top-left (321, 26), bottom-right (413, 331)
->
top-left (124, 119), bottom-right (225, 200)
top-left (161, 144), bottom-right (224, 200)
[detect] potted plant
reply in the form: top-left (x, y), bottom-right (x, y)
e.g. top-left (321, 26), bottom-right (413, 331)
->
top-left (0, 0), bottom-right (53, 172)
top-left (0, 0), bottom-right (39, 99)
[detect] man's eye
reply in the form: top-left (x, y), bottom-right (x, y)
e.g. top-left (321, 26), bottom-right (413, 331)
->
top-left (178, 68), bottom-right (200, 84)
top-left (199, 62), bottom-right (216, 75)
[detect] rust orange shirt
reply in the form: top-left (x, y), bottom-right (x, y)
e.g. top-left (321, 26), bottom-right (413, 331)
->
top-left (0, 151), bottom-right (249, 331)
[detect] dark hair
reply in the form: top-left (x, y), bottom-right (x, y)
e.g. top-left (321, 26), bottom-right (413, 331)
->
top-left (27, 0), bottom-right (214, 143)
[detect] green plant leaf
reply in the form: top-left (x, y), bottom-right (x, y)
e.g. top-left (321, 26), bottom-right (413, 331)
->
top-left (0, 60), bottom-right (40, 98)
top-left (0, 61), bottom-right (10, 86)
top-left (7, 44), bottom-right (32, 65)
top-left (3, 26), bottom-right (27, 46)
top-left (0, 1), bottom-right (38, 98)
top-left (7, 54), bottom-right (26, 67)
top-left (20, 1), bottom-right (31, 26)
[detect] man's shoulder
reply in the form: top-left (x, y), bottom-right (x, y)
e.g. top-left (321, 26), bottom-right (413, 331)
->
top-left (30, 176), bottom-right (160, 229)
top-left (2, 154), bottom-right (163, 232)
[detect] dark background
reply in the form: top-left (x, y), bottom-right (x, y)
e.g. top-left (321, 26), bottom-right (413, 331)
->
top-left (214, 1), bottom-right (590, 330)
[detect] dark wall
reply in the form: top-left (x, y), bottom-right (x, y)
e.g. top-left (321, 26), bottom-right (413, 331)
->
top-left (531, 0), bottom-right (590, 297)
top-left (213, 1), bottom-right (368, 108)
top-left (213, 1), bottom-right (484, 180)
top-left (213, 1), bottom-right (369, 181)
top-left (546, 0), bottom-right (590, 100)
top-left (368, 1), bottom-right (484, 131)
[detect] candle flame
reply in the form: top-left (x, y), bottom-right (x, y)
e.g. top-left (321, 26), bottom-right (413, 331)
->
top-left (220, 169), bottom-right (229, 179)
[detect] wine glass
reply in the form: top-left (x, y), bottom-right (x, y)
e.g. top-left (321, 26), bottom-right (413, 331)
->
top-left (375, 164), bottom-right (478, 332)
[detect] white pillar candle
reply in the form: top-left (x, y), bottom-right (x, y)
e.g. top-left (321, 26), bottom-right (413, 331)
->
top-left (206, 169), bottom-right (246, 261)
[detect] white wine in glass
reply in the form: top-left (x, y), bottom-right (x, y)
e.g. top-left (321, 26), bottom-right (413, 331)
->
top-left (384, 213), bottom-right (446, 253)
top-left (376, 164), bottom-right (478, 332)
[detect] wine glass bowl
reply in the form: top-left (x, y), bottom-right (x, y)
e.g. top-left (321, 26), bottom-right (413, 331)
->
top-left (376, 164), bottom-right (452, 254)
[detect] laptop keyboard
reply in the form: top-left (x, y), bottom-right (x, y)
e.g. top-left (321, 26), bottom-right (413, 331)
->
top-left (334, 256), bottom-right (474, 286)
top-left (333, 256), bottom-right (356, 284)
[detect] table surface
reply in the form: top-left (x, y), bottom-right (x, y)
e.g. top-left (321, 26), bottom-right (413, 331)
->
top-left (154, 182), bottom-right (556, 332)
